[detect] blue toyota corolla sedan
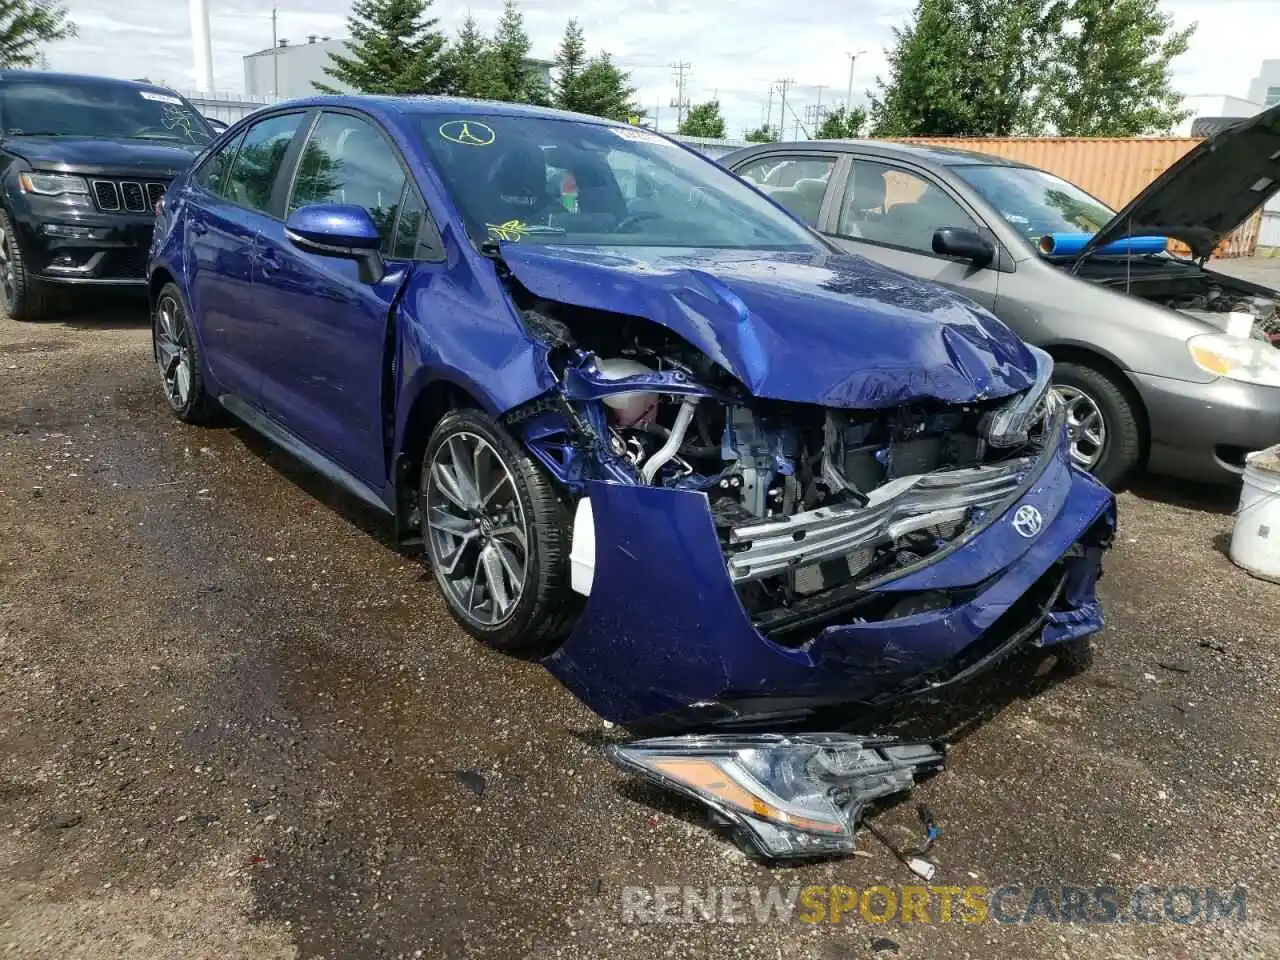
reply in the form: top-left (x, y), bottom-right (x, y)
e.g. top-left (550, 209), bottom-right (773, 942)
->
top-left (147, 96), bottom-right (1116, 734)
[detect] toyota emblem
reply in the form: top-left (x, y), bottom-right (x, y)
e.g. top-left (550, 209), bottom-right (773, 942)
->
top-left (1012, 504), bottom-right (1044, 539)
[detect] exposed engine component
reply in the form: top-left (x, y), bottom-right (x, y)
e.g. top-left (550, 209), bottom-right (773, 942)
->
top-left (1164, 285), bottom-right (1280, 342)
top-left (594, 357), bottom-right (659, 426)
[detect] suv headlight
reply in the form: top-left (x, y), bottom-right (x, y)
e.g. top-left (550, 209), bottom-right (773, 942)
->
top-left (985, 344), bottom-right (1057, 447)
top-left (18, 172), bottom-right (91, 198)
top-left (1188, 333), bottom-right (1280, 387)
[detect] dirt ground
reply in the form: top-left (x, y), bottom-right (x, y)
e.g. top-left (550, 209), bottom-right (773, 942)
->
top-left (2, 283), bottom-right (1280, 959)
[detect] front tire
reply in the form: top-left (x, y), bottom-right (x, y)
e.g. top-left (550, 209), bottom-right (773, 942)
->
top-left (0, 210), bottom-right (57, 322)
top-left (420, 409), bottom-right (576, 653)
top-left (153, 283), bottom-right (220, 424)
top-left (1052, 362), bottom-right (1142, 490)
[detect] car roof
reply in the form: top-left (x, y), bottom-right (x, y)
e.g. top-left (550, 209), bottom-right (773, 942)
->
top-left (739, 138), bottom-right (1035, 169)
top-left (0, 70), bottom-right (181, 93)
top-left (264, 93), bottom-right (625, 127)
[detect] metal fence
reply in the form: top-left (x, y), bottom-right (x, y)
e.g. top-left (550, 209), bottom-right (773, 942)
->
top-left (179, 90), bottom-right (275, 124)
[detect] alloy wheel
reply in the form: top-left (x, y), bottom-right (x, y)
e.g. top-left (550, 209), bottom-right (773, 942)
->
top-left (1053, 385), bottom-right (1106, 470)
top-left (424, 431), bottom-right (529, 627)
top-left (154, 294), bottom-right (193, 410)
top-left (0, 228), bottom-right (14, 308)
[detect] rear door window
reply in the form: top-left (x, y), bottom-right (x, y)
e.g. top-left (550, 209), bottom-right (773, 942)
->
top-left (224, 112), bottom-right (307, 215)
top-left (734, 154), bottom-right (835, 226)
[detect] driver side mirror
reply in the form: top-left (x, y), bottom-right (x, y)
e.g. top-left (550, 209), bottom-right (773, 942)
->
top-left (285, 203), bottom-right (385, 284)
top-left (932, 226), bottom-right (995, 267)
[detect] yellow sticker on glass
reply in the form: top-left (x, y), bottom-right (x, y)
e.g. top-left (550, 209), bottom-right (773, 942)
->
top-left (439, 120), bottom-right (496, 146)
top-left (485, 220), bottom-right (530, 242)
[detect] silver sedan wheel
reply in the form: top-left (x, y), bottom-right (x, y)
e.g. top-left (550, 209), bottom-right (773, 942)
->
top-left (424, 431), bottom-right (529, 628)
top-left (1054, 385), bottom-right (1106, 470)
top-left (154, 295), bottom-right (192, 410)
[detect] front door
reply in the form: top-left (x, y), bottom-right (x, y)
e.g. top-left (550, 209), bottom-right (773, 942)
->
top-left (254, 110), bottom-right (419, 487)
top-left (826, 156), bottom-right (1001, 311)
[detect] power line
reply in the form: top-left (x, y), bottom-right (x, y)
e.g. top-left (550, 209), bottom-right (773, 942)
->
top-left (669, 61), bottom-right (692, 129)
top-left (775, 77), bottom-right (795, 140)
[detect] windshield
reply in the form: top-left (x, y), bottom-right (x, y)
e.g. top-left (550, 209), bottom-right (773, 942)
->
top-left (0, 80), bottom-right (212, 145)
top-left (415, 114), bottom-right (820, 250)
top-left (952, 164), bottom-right (1116, 242)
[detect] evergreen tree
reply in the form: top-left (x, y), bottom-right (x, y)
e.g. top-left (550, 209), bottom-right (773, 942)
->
top-left (678, 99), bottom-right (726, 138)
top-left (744, 125), bottom-right (779, 143)
top-left (815, 104), bottom-right (867, 139)
top-left (575, 53), bottom-right (641, 122)
top-left (441, 14), bottom-right (502, 99)
top-left (489, 0), bottom-right (549, 105)
top-left (551, 19), bottom-right (588, 111)
top-left (0, 0), bottom-right (76, 68)
top-left (1036, 0), bottom-right (1193, 135)
top-left (316, 0), bottom-right (448, 95)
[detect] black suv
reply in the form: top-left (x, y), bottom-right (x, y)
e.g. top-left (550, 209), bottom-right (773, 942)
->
top-left (0, 71), bottom-right (214, 321)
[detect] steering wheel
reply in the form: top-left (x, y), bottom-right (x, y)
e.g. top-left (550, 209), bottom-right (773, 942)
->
top-left (615, 210), bottom-right (662, 233)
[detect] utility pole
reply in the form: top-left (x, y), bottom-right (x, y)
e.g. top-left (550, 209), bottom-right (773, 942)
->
top-left (669, 61), bottom-right (691, 129)
top-left (189, 0), bottom-right (214, 94)
top-left (775, 78), bottom-right (795, 140)
top-left (845, 49), bottom-right (866, 109)
top-left (764, 83), bottom-right (774, 132)
top-left (271, 7), bottom-right (280, 99)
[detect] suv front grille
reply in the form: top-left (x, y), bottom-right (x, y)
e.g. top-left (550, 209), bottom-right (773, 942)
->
top-left (90, 179), bottom-right (168, 214)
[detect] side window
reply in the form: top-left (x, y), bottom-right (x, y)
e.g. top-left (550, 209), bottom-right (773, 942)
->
top-left (734, 155), bottom-right (835, 226)
top-left (225, 112), bottom-right (306, 214)
top-left (289, 112), bottom-right (407, 255)
top-left (194, 131), bottom-right (245, 196)
top-left (391, 185), bottom-right (442, 260)
top-left (838, 159), bottom-right (977, 254)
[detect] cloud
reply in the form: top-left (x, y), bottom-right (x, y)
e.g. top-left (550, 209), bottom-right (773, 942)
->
top-left (44, 0), bottom-right (1280, 136)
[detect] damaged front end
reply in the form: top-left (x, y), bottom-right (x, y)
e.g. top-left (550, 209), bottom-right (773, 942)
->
top-left (486, 248), bottom-right (1115, 861)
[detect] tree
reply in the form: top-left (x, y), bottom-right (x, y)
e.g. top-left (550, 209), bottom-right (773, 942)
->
top-left (678, 99), bottom-right (726, 138)
top-left (575, 53), bottom-right (642, 122)
top-left (551, 19), bottom-right (588, 111)
top-left (869, 0), bottom-right (1195, 137)
top-left (316, 0), bottom-right (448, 95)
top-left (441, 14), bottom-right (501, 99)
top-left (489, 0), bottom-right (549, 105)
top-left (869, 0), bottom-right (1051, 137)
top-left (744, 125), bottom-right (779, 143)
top-left (0, 0), bottom-right (76, 68)
top-left (1036, 0), bottom-right (1193, 136)
top-left (815, 104), bottom-right (867, 139)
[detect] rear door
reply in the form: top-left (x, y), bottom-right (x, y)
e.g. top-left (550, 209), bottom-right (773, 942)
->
top-left (732, 152), bottom-right (842, 228)
top-left (253, 109), bottom-right (430, 487)
top-left (183, 111), bottom-right (309, 403)
top-left (825, 155), bottom-right (1002, 310)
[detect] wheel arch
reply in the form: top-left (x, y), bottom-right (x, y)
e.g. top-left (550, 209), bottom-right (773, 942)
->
top-left (1041, 341), bottom-right (1151, 468)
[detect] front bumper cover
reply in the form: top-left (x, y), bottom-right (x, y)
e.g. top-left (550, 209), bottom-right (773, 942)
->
top-left (544, 439), bottom-right (1115, 732)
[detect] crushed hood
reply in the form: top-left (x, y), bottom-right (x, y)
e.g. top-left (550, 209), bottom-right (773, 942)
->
top-left (1078, 100), bottom-right (1280, 263)
top-left (498, 244), bottom-right (1036, 408)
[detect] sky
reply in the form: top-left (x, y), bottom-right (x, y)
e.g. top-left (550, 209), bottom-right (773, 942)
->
top-left (42, 0), bottom-right (1280, 138)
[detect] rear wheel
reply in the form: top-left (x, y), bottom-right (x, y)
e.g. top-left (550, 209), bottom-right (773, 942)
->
top-left (0, 210), bottom-right (57, 322)
top-left (1052, 362), bottom-right (1142, 490)
top-left (153, 283), bottom-right (220, 424)
top-left (420, 409), bottom-right (576, 653)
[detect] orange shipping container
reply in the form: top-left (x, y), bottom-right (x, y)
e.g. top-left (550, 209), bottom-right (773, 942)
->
top-left (888, 137), bottom-right (1261, 259)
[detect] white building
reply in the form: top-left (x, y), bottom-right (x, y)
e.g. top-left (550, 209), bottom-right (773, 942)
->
top-left (1246, 60), bottom-right (1280, 108)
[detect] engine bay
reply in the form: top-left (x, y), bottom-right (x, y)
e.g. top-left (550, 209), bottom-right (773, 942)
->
top-left (508, 297), bottom-right (1058, 636)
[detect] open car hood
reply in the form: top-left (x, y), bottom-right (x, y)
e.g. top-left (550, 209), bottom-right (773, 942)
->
top-left (1078, 100), bottom-right (1280, 263)
top-left (497, 244), bottom-right (1036, 408)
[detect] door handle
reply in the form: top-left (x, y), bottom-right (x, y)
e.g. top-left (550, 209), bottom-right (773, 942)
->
top-left (258, 248), bottom-right (281, 275)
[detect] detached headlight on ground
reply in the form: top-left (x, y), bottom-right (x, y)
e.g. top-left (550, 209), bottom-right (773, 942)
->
top-left (19, 172), bottom-right (91, 198)
top-left (608, 734), bottom-right (945, 860)
top-left (1188, 333), bottom-right (1280, 387)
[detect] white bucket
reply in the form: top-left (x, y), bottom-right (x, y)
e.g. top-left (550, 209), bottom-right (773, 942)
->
top-left (1230, 444), bottom-right (1280, 584)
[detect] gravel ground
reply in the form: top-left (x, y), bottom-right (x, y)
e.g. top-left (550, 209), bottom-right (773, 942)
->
top-left (2, 292), bottom-right (1279, 960)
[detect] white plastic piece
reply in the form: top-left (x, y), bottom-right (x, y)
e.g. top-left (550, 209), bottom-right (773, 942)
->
top-left (595, 357), bottom-right (658, 426)
top-left (569, 496), bottom-right (596, 596)
top-left (1226, 311), bottom-right (1255, 339)
top-left (907, 857), bottom-right (937, 881)
top-left (1230, 443), bottom-right (1280, 584)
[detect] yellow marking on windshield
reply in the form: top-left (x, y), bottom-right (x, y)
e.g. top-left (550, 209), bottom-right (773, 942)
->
top-left (439, 120), bottom-right (496, 146)
top-left (485, 219), bottom-right (530, 242)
